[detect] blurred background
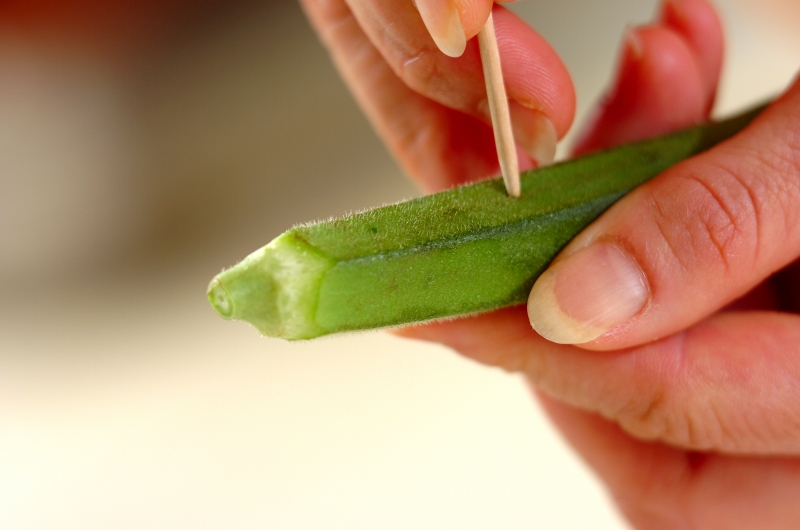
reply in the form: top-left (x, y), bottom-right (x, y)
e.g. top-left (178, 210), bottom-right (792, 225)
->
top-left (1, 1), bottom-right (798, 528)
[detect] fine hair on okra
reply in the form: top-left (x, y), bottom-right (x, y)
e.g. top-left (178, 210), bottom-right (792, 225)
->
top-left (208, 104), bottom-right (765, 340)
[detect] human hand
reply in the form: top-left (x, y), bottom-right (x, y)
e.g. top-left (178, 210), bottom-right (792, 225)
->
top-left (394, 0), bottom-right (800, 527)
top-left (299, 0), bottom-right (575, 192)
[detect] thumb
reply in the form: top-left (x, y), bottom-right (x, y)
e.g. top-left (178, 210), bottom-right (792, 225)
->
top-left (528, 76), bottom-right (800, 348)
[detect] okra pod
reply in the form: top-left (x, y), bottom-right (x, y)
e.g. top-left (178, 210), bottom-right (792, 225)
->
top-left (208, 105), bottom-right (764, 340)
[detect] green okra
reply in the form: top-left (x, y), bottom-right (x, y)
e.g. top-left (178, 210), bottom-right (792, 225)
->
top-left (208, 105), bottom-right (764, 340)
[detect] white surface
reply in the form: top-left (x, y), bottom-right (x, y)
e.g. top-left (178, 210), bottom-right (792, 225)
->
top-left (1, 276), bottom-right (621, 529)
top-left (1, 1), bottom-right (798, 529)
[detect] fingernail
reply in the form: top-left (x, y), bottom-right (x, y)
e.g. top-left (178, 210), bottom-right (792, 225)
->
top-left (527, 241), bottom-right (649, 344)
top-left (415, 0), bottom-right (467, 58)
top-left (508, 101), bottom-right (557, 167)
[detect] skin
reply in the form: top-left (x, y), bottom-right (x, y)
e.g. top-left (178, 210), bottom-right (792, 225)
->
top-left (300, 0), bottom-right (575, 191)
top-left (300, 0), bottom-right (800, 527)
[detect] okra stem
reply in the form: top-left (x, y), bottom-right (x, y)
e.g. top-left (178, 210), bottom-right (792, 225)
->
top-left (208, 105), bottom-right (765, 340)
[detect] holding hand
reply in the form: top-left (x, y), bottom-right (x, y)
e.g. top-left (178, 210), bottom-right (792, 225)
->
top-left (300, 0), bottom-right (574, 191)
top-left (303, 0), bottom-right (800, 527)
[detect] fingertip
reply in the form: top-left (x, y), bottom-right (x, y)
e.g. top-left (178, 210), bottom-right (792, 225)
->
top-left (491, 7), bottom-right (576, 139)
top-left (572, 0), bottom-right (724, 155)
top-left (508, 102), bottom-right (558, 167)
top-left (659, 0), bottom-right (724, 108)
top-left (453, 0), bottom-right (495, 40)
top-left (573, 24), bottom-right (707, 155)
top-left (626, 25), bottom-right (707, 123)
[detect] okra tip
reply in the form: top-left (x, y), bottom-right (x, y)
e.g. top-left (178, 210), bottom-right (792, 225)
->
top-left (206, 233), bottom-right (334, 340)
top-left (206, 245), bottom-right (283, 336)
top-left (207, 278), bottom-right (234, 319)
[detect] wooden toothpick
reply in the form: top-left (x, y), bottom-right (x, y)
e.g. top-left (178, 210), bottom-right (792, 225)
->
top-left (477, 12), bottom-right (520, 198)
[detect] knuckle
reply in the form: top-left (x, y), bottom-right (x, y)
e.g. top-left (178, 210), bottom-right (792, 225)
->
top-left (607, 338), bottom-right (726, 451)
top-left (389, 40), bottom-right (477, 115)
top-left (647, 164), bottom-right (764, 276)
top-left (311, 0), bottom-right (449, 104)
top-left (615, 386), bottom-right (675, 443)
top-left (396, 48), bottom-right (443, 97)
top-left (614, 365), bottom-right (798, 453)
top-left (395, 48), bottom-right (438, 81)
top-left (743, 135), bottom-right (800, 242)
top-left (615, 389), bottom-right (720, 450)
